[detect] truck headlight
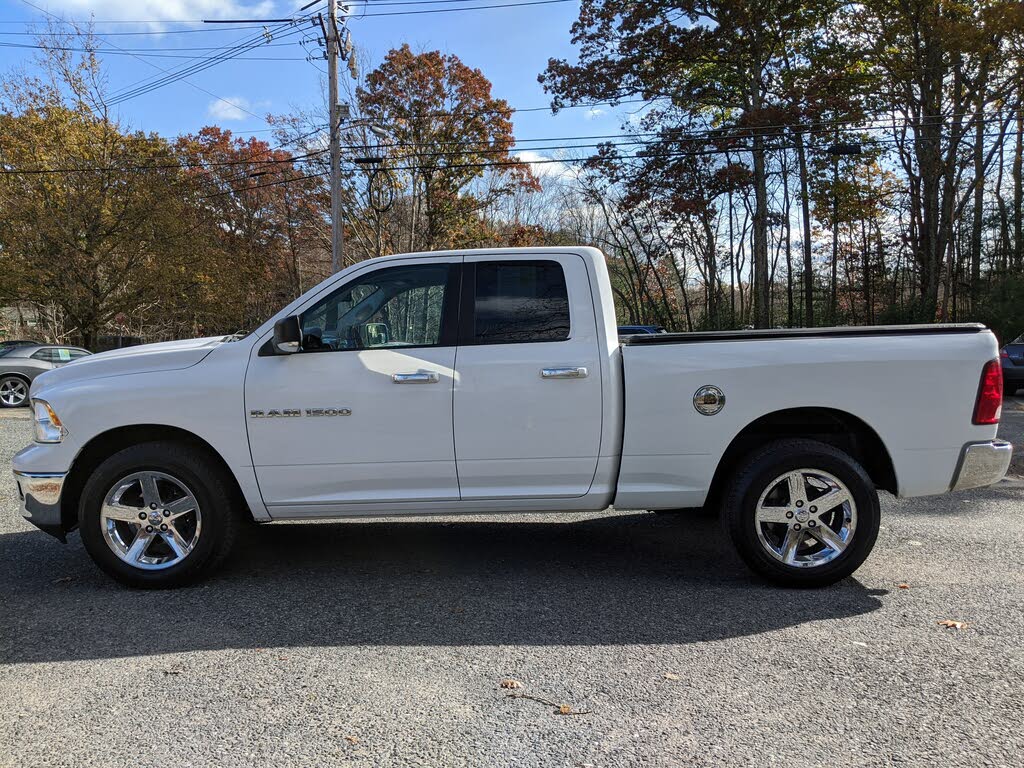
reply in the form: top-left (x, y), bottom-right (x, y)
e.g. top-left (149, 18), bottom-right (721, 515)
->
top-left (31, 399), bottom-right (66, 443)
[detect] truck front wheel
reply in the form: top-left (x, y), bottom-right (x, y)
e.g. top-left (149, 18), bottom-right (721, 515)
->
top-left (78, 441), bottom-right (241, 588)
top-left (722, 439), bottom-right (880, 587)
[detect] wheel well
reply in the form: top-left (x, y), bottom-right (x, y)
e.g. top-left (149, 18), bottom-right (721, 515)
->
top-left (705, 408), bottom-right (897, 509)
top-left (60, 425), bottom-right (251, 531)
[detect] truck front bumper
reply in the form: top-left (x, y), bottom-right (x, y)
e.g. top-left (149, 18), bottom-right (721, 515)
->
top-left (950, 440), bottom-right (1013, 491)
top-left (14, 470), bottom-right (68, 542)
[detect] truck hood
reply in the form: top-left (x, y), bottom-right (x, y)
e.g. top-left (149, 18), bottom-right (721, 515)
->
top-left (31, 336), bottom-right (225, 394)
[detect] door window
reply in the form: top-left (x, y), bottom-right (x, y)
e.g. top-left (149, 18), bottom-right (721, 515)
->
top-left (469, 261), bottom-right (570, 344)
top-left (30, 348), bottom-right (54, 363)
top-left (300, 263), bottom-right (453, 351)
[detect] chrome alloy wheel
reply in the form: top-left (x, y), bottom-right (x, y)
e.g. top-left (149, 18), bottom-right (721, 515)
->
top-left (100, 471), bottom-right (202, 571)
top-left (754, 468), bottom-right (857, 569)
top-left (0, 377), bottom-right (28, 407)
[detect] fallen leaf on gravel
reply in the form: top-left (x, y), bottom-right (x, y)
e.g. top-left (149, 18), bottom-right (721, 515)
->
top-left (663, 672), bottom-right (680, 681)
top-left (897, 583), bottom-right (910, 589)
top-left (344, 736), bottom-right (359, 745)
top-left (507, 692), bottom-right (592, 716)
top-left (51, 576), bottom-right (73, 585)
top-left (937, 619), bottom-right (970, 630)
top-left (908, 540), bottom-right (923, 546)
top-left (500, 679), bottom-right (523, 689)
top-left (162, 668), bottom-right (183, 676)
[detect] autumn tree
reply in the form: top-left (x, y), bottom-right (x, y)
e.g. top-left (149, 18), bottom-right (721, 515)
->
top-left (541, 1), bottom-right (830, 328)
top-left (173, 127), bottom-right (329, 333)
top-left (0, 33), bottom-right (196, 348)
top-left (357, 44), bottom-right (538, 251)
top-left (847, 0), bottom-right (1024, 320)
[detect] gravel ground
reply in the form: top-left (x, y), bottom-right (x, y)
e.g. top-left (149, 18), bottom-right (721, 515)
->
top-left (1, 401), bottom-right (1022, 768)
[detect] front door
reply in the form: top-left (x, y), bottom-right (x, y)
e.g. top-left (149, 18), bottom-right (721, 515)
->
top-left (453, 254), bottom-right (604, 499)
top-left (245, 258), bottom-right (462, 510)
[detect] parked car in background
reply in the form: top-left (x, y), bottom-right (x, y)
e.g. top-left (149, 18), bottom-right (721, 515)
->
top-left (1002, 332), bottom-right (1024, 396)
top-left (0, 339), bottom-right (40, 349)
top-left (617, 324), bottom-right (667, 338)
top-left (0, 344), bottom-right (91, 408)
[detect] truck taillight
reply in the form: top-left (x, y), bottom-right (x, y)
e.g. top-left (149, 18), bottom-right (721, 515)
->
top-left (973, 359), bottom-right (1003, 425)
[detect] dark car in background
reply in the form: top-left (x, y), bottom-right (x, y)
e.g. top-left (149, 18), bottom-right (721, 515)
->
top-left (0, 343), bottom-right (91, 408)
top-left (618, 324), bottom-right (667, 338)
top-left (1002, 333), bottom-right (1024, 397)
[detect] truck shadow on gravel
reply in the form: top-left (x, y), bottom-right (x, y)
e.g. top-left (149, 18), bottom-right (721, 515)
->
top-left (0, 512), bottom-right (884, 664)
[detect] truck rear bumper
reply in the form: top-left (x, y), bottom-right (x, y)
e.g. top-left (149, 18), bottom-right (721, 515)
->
top-left (950, 440), bottom-right (1013, 491)
top-left (14, 470), bottom-right (67, 542)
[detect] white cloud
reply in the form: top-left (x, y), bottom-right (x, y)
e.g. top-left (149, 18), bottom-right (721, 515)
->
top-left (585, 107), bottom-right (605, 120)
top-left (36, 1), bottom-right (276, 30)
top-left (516, 150), bottom-right (577, 182)
top-left (206, 96), bottom-right (268, 121)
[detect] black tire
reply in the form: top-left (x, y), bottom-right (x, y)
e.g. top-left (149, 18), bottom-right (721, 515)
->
top-left (0, 374), bottom-right (30, 408)
top-left (721, 438), bottom-right (880, 588)
top-left (78, 441), bottom-right (241, 588)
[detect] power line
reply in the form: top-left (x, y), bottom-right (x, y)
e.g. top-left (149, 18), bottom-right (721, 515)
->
top-left (17, 0), bottom-right (275, 123)
top-left (0, 0), bottom-right (569, 33)
top-left (0, 149), bottom-right (328, 176)
top-left (348, 0), bottom-right (573, 16)
top-left (2, 115), bottom-right (1017, 176)
top-left (104, 21), bottom-right (307, 105)
top-left (0, 24), bottom-right (279, 36)
top-left (0, 41), bottom-right (311, 60)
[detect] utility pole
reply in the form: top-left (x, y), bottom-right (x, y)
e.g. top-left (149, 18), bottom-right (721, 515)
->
top-left (327, 0), bottom-right (344, 274)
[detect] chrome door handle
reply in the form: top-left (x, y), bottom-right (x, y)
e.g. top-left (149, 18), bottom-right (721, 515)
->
top-left (392, 372), bottom-right (440, 384)
top-left (541, 367), bottom-right (588, 379)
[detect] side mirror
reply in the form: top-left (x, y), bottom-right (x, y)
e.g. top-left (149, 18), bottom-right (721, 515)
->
top-left (272, 315), bottom-right (302, 354)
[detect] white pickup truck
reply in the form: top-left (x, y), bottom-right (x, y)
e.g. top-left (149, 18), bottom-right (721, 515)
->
top-left (13, 247), bottom-right (1012, 588)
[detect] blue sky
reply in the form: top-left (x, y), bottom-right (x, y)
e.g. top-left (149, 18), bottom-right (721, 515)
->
top-left (0, 0), bottom-right (630, 171)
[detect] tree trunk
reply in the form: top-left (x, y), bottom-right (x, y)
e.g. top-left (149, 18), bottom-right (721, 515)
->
top-left (795, 130), bottom-right (814, 327)
top-left (751, 129), bottom-right (770, 328)
top-left (1014, 82), bottom-right (1023, 269)
top-left (970, 88), bottom-right (985, 306)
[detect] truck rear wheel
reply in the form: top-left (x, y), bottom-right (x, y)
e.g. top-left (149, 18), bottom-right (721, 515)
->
top-left (722, 439), bottom-right (880, 587)
top-left (78, 441), bottom-right (241, 588)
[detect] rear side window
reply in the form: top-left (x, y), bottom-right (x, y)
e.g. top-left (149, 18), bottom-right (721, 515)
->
top-left (471, 261), bottom-right (570, 343)
top-left (30, 349), bottom-right (53, 363)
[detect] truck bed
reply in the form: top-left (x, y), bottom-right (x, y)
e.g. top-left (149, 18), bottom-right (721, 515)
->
top-left (613, 322), bottom-right (1000, 510)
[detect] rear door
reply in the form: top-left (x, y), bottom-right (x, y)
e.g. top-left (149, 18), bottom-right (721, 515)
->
top-left (453, 254), bottom-right (604, 499)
